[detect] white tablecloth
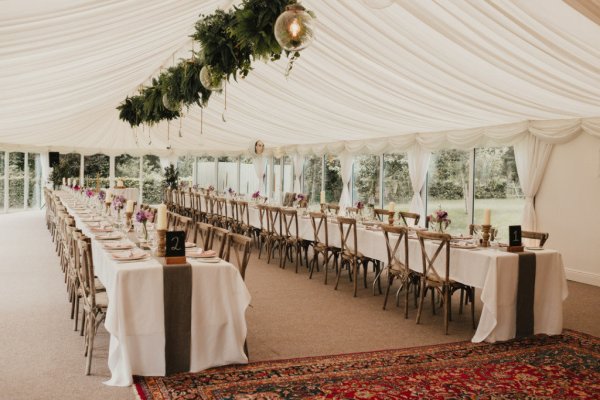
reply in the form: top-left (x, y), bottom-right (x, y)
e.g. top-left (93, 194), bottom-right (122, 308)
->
top-left (61, 192), bottom-right (251, 386)
top-left (247, 206), bottom-right (568, 343)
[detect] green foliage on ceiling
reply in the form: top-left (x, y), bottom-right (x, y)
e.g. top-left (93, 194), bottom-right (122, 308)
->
top-left (117, 0), bottom-right (299, 128)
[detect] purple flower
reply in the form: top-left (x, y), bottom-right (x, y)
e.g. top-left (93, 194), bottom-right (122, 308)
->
top-left (73, 185), bottom-right (80, 191)
top-left (252, 190), bottom-right (260, 199)
top-left (112, 195), bottom-right (126, 211)
top-left (228, 187), bottom-right (235, 195)
top-left (98, 191), bottom-right (105, 201)
top-left (207, 185), bottom-right (215, 192)
top-left (356, 201), bottom-right (364, 210)
top-left (136, 209), bottom-right (154, 224)
top-left (296, 194), bottom-right (305, 201)
top-left (85, 189), bottom-right (94, 198)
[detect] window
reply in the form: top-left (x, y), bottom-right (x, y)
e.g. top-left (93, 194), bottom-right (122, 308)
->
top-left (239, 156), bottom-right (258, 195)
top-left (197, 156), bottom-right (215, 189)
top-left (474, 146), bottom-right (524, 241)
top-left (353, 155), bottom-right (380, 207)
top-left (142, 155), bottom-right (162, 205)
top-left (84, 154), bottom-right (109, 188)
top-left (303, 155), bottom-right (322, 205)
top-left (217, 156), bottom-right (237, 193)
top-left (116, 154), bottom-right (140, 189)
top-left (27, 153), bottom-right (41, 208)
top-left (324, 155), bottom-right (342, 204)
top-left (60, 153), bottom-right (81, 181)
top-left (177, 156), bottom-right (195, 185)
top-left (382, 153), bottom-right (412, 212)
top-left (9, 152), bottom-right (25, 209)
top-left (282, 156), bottom-right (294, 194)
top-left (427, 149), bottom-right (470, 233)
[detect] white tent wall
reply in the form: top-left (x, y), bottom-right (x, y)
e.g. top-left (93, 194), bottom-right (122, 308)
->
top-left (536, 133), bottom-right (600, 287)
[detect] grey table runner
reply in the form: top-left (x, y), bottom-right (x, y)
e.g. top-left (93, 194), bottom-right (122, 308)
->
top-left (516, 252), bottom-right (536, 338)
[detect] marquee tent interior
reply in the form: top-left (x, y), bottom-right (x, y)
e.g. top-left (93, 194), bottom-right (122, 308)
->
top-left (1, 0), bottom-right (600, 397)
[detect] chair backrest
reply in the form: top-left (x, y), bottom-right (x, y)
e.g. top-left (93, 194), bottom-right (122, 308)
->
top-left (257, 204), bottom-right (269, 231)
top-left (173, 215), bottom-right (193, 241)
top-left (281, 209), bottom-right (299, 239)
top-left (522, 230), bottom-right (549, 247)
top-left (229, 199), bottom-right (239, 223)
top-left (193, 193), bottom-right (203, 214)
top-left (337, 216), bottom-right (358, 255)
top-left (327, 203), bottom-right (340, 215)
top-left (310, 212), bottom-right (329, 247)
top-left (224, 233), bottom-right (252, 280)
top-left (167, 211), bottom-right (178, 230)
top-left (209, 226), bottom-right (229, 257)
top-left (266, 206), bottom-right (282, 236)
top-left (469, 224), bottom-right (497, 242)
top-left (236, 201), bottom-right (250, 226)
top-left (346, 206), bottom-right (358, 218)
top-left (195, 222), bottom-right (212, 249)
top-left (374, 208), bottom-right (394, 222)
top-left (77, 236), bottom-right (97, 307)
top-left (381, 225), bottom-right (409, 271)
top-left (416, 230), bottom-right (451, 284)
top-left (215, 197), bottom-right (227, 219)
top-left (203, 195), bottom-right (214, 214)
top-left (398, 211), bottom-right (420, 226)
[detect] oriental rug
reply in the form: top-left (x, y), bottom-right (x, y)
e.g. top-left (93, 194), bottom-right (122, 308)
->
top-left (134, 329), bottom-right (600, 399)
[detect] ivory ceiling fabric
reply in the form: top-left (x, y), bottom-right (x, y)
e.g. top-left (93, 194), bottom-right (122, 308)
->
top-left (1, 0), bottom-right (599, 157)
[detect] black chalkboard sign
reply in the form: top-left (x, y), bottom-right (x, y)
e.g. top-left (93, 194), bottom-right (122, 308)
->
top-left (509, 225), bottom-right (522, 246)
top-left (166, 231), bottom-right (186, 257)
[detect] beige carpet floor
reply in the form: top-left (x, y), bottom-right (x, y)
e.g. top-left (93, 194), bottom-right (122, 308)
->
top-left (1, 210), bottom-right (598, 399)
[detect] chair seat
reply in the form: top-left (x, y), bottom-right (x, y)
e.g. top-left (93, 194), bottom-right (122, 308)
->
top-left (285, 236), bottom-right (304, 243)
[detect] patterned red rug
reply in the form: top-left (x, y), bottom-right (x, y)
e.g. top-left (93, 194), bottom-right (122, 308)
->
top-left (134, 330), bottom-right (600, 399)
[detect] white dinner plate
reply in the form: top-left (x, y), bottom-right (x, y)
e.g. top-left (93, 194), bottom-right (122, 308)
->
top-left (194, 257), bottom-right (220, 263)
top-left (525, 246), bottom-right (544, 251)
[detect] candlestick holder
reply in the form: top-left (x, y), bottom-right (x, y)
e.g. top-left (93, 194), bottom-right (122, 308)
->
top-left (125, 211), bottom-right (133, 232)
top-left (320, 203), bottom-right (326, 213)
top-left (481, 224), bottom-right (492, 247)
top-left (105, 201), bottom-right (112, 216)
top-left (156, 229), bottom-right (167, 257)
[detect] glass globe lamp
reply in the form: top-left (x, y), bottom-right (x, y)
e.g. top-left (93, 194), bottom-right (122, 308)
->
top-left (162, 93), bottom-right (180, 112)
top-left (199, 65), bottom-right (223, 91)
top-left (274, 3), bottom-right (315, 52)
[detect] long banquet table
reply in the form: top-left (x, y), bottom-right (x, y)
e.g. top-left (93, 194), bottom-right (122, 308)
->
top-left (59, 192), bottom-right (251, 387)
top-left (246, 204), bottom-right (568, 343)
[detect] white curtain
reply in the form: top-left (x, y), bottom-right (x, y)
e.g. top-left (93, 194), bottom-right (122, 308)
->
top-left (39, 151), bottom-right (50, 189)
top-left (338, 152), bottom-right (354, 214)
top-left (407, 145), bottom-right (431, 226)
top-left (253, 156), bottom-right (266, 194)
top-left (293, 154), bottom-right (304, 193)
top-left (513, 134), bottom-right (553, 231)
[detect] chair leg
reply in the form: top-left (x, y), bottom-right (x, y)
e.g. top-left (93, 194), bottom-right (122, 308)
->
top-left (444, 286), bottom-right (450, 335)
top-left (416, 279), bottom-right (426, 325)
top-left (471, 287), bottom-right (476, 329)
top-left (334, 259), bottom-right (343, 290)
top-left (353, 260), bottom-right (359, 297)
top-left (383, 274), bottom-right (395, 310)
top-left (404, 277), bottom-right (410, 319)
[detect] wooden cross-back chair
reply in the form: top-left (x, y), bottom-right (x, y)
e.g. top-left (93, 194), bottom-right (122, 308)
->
top-left (282, 192), bottom-right (296, 207)
top-left (280, 209), bottom-right (307, 272)
top-left (192, 193), bottom-right (206, 223)
top-left (208, 226), bottom-right (229, 258)
top-left (381, 225), bottom-right (417, 318)
top-left (203, 194), bottom-right (215, 224)
top-left (229, 199), bottom-right (239, 231)
top-left (214, 197), bottom-right (229, 228)
top-left (174, 215), bottom-right (194, 242)
top-left (308, 212), bottom-right (338, 284)
top-left (194, 222), bottom-right (213, 250)
top-left (345, 207), bottom-right (359, 218)
top-left (235, 201), bottom-right (252, 237)
top-left (166, 211), bottom-right (179, 231)
top-left (224, 233), bottom-right (252, 281)
top-left (374, 208), bottom-right (394, 222)
top-left (522, 230), bottom-right (549, 247)
top-left (325, 203), bottom-right (340, 215)
top-left (266, 206), bottom-right (284, 264)
top-left (77, 236), bottom-right (108, 375)
top-left (398, 211), bottom-right (420, 226)
top-left (415, 231), bottom-right (475, 334)
top-left (336, 217), bottom-right (377, 297)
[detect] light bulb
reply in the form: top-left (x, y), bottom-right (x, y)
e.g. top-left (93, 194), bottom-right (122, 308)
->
top-left (289, 18), bottom-right (301, 39)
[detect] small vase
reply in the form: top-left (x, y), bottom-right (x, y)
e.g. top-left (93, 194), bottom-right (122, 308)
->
top-left (143, 223), bottom-right (148, 241)
top-left (438, 222), bottom-right (444, 233)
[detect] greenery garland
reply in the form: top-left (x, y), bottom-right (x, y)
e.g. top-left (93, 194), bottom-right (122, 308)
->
top-left (117, 0), bottom-right (300, 128)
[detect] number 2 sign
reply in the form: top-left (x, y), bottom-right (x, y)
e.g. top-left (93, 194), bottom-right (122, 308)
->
top-left (166, 231), bottom-right (186, 257)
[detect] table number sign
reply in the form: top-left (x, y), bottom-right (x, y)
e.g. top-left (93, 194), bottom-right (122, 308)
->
top-left (165, 231), bottom-right (187, 264)
top-left (508, 225), bottom-right (524, 252)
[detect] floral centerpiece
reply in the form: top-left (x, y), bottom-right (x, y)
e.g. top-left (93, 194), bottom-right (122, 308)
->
top-left (98, 190), bottom-right (105, 202)
top-left (85, 189), bottom-right (94, 198)
top-left (136, 209), bottom-right (154, 241)
top-left (112, 195), bottom-right (126, 218)
top-left (73, 184), bottom-right (80, 191)
top-left (207, 185), bottom-right (215, 194)
top-left (428, 208), bottom-right (451, 233)
top-left (227, 187), bottom-right (235, 196)
top-left (252, 190), bottom-right (260, 200)
top-left (296, 193), bottom-right (305, 207)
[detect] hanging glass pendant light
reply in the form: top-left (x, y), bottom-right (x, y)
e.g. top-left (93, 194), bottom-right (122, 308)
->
top-left (162, 93), bottom-right (180, 112)
top-left (274, 2), bottom-right (315, 52)
top-left (199, 65), bottom-right (223, 91)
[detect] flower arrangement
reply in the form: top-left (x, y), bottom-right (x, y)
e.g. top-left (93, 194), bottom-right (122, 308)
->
top-left (228, 187), bottom-right (235, 195)
top-left (73, 185), bottom-right (80, 191)
top-left (296, 193), bottom-right (305, 201)
top-left (428, 208), bottom-right (451, 233)
top-left (207, 185), bottom-right (215, 193)
top-left (112, 195), bottom-right (126, 212)
top-left (192, 184), bottom-right (199, 191)
top-left (98, 190), bottom-right (105, 202)
top-left (355, 201), bottom-right (364, 210)
top-left (252, 190), bottom-right (260, 199)
top-left (85, 189), bottom-right (94, 198)
top-left (136, 209), bottom-right (154, 240)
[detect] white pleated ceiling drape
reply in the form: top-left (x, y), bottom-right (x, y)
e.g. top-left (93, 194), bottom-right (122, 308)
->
top-left (1, 1), bottom-right (599, 157)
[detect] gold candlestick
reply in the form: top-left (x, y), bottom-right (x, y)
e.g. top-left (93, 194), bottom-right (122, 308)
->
top-left (156, 229), bottom-right (167, 257)
top-left (481, 224), bottom-right (492, 247)
top-left (125, 211), bottom-right (133, 232)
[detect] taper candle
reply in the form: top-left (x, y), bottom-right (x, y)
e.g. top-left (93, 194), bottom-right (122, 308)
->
top-left (156, 204), bottom-right (167, 230)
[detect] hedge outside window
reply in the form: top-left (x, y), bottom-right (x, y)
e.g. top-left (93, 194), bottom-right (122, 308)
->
top-left (9, 152), bottom-right (25, 209)
top-left (353, 155), bottom-right (380, 207)
top-left (115, 154), bottom-right (140, 189)
top-left (0, 151), bottom-right (4, 210)
top-left (303, 155), bottom-right (322, 205)
top-left (83, 154), bottom-right (109, 189)
top-left (427, 149), bottom-right (470, 233)
top-left (142, 155), bottom-right (162, 205)
top-left (324, 155), bottom-right (342, 205)
top-left (383, 153), bottom-right (412, 212)
top-left (473, 146), bottom-right (524, 241)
